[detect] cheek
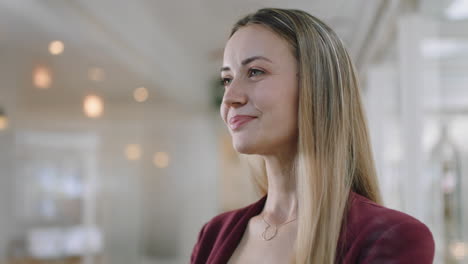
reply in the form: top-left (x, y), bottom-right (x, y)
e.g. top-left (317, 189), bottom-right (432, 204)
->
top-left (256, 79), bottom-right (295, 109)
top-left (257, 78), bottom-right (298, 125)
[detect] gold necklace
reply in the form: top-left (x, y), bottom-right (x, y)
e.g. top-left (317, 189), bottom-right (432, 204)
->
top-left (261, 214), bottom-right (297, 241)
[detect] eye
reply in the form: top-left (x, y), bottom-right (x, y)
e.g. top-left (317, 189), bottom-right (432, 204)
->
top-left (248, 68), bottom-right (265, 77)
top-left (220, 77), bottom-right (232, 86)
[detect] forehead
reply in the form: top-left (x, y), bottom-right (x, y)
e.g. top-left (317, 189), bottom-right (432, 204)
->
top-left (223, 24), bottom-right (291, 65)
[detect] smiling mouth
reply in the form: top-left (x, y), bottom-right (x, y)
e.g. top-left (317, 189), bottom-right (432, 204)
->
top-left (229, 116), bottom-right (257, 131)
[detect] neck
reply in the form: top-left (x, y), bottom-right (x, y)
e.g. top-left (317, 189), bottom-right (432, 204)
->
top-left (261, 151), bottom-right (298, 224)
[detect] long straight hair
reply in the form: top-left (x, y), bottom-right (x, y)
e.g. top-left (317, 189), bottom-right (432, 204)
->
top-left (231, 8), bottom-right (382, 264)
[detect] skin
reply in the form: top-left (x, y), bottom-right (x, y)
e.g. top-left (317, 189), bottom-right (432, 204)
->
top-left (220, 24), bottom-right (299, 262)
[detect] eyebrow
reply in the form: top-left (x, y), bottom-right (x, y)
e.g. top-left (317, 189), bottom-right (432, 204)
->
top-left (220, 56), bottom-right (272, 72)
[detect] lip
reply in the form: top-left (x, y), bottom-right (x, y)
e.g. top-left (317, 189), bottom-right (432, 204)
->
top-left (229, 115), bottom-right (257, 130)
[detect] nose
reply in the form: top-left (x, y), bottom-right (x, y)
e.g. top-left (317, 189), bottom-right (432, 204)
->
top-left (222, 82), bottom-right (248, 108)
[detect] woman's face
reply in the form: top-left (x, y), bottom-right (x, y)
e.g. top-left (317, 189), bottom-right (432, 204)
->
top-left (220, 24), bottom-right (298, 155)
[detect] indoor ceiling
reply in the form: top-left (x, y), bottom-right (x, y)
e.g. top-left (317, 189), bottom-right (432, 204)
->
top-left (0, 0), bottom-right (394, 109)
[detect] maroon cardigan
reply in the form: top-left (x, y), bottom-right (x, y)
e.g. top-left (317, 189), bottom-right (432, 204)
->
top-left (190, 192), bottom-right (435, 263)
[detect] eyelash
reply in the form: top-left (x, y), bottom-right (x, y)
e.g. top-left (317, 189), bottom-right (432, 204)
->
top-left (220, 68), bottom-right (265, 86)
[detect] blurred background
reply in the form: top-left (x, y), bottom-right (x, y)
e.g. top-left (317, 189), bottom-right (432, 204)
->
top-left (0, 0), bottom-right (467, 263)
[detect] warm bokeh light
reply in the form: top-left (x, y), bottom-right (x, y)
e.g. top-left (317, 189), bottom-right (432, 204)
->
top-left (153, 152), bottom-right (170, 168)
top-left (133, 87), bottom-right (149, 102)
top-left (33, 66), bottom-right (52, 89)
top-left (88, 67), bottom-right (106, 82)
top-left (0, 116), bottom-right (8, 131)
top-left (450, 241), bottom-right (468, 260)
top-left (125, 144), bottom-right (142, 161)
top-left (48, 40), bottom-right (64, 55)
top-left (83, 95), bottom-right (104, 118)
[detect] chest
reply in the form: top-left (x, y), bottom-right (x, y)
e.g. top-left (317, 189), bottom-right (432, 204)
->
top-left (227, 218), bottom-right (297, 264)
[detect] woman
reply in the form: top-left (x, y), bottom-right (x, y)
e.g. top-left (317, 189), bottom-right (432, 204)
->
top-left (191, 8), bottom-right (434, 264)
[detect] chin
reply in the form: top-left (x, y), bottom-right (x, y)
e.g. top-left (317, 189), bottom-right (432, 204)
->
top-left (232, 140), bottom-right (259, 155)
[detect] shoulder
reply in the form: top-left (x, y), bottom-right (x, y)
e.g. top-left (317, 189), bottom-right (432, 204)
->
top-left (341, 192), bottom-right (435, 263)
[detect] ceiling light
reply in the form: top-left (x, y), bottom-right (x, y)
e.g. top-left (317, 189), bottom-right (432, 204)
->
top-left (49, 40), bottom-right (64, 55)
top-left (133, 87), bottom-right (149, 102)
top-left (153, 152), bottom-right (169, 168)
top-left (83, 95), bottom-right (104, 118)
top-left (33, 66), bottom-right (52, 89)
top-left (125, 144), bottom-right (142, 161)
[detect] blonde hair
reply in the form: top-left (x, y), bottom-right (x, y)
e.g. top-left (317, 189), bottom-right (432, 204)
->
top-left (230, 8), bottom-right (382, 263)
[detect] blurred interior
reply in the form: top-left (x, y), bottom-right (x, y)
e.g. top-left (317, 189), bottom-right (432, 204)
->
top-left (0, 0), bottom-right (467, 263)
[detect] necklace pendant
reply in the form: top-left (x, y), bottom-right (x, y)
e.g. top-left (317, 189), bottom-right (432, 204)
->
top-left (262, 224), bottom-right (278, 241)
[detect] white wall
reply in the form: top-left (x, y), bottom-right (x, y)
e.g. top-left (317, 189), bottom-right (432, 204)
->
top-left (6, 101), bottom-right (221, 264)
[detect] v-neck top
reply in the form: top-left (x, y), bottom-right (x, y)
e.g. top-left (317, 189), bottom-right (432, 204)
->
top-left (190, 191), bottom-right (435, 263)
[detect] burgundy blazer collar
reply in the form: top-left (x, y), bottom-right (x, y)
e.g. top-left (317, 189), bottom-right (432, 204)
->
top-left (208, 194), bottom-right (267, 263)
